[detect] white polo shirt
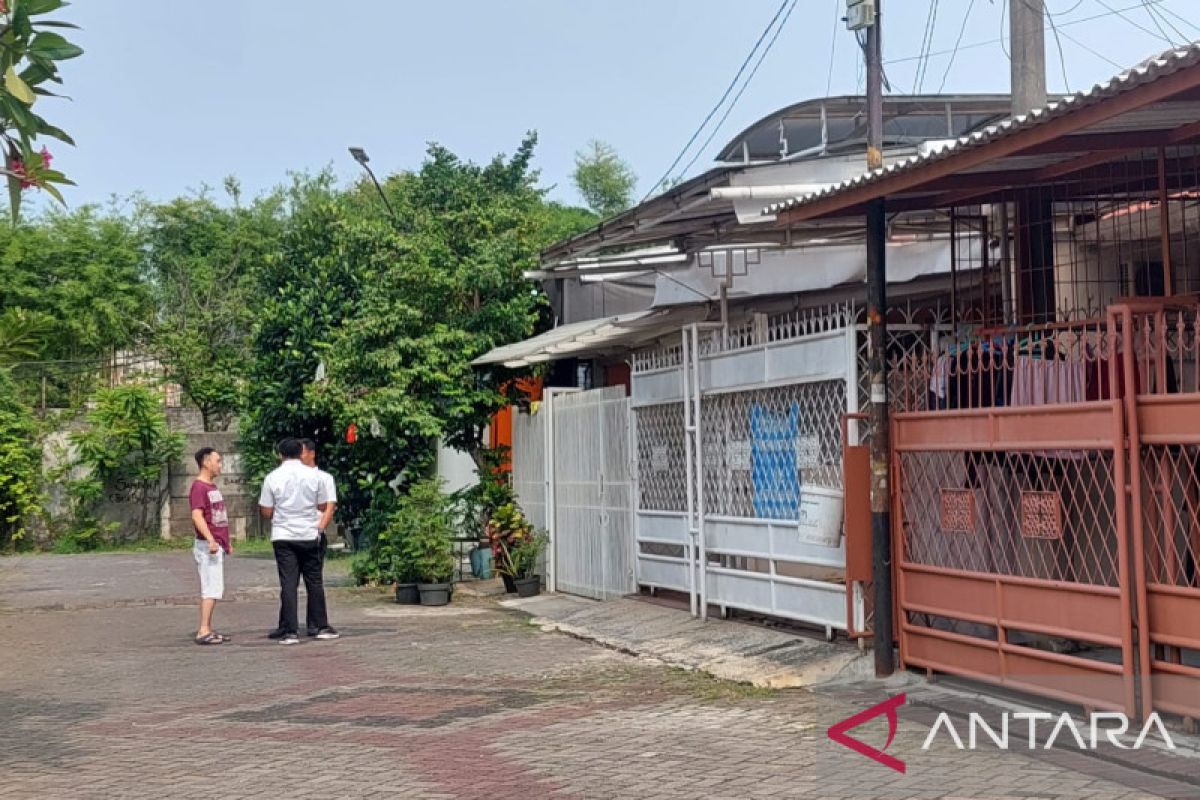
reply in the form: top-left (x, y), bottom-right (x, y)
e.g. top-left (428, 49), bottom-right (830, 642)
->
top-left (258, 459), bottom-right (332, 542)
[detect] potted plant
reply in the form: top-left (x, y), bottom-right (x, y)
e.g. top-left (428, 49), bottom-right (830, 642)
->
top-left (509, 531), bottom-right (549, 598)
top-left (487, 503), bottom-right (534, 593)
top-left (396, 480), bottom-right (456, 606)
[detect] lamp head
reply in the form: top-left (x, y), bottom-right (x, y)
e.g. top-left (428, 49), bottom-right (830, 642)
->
top-left (349, 146), bottom-right (369, 166)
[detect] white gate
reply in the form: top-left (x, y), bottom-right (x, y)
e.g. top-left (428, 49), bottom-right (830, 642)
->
top-left (511, 406), bottom-right (547, 534)
top-left (510, 387), bottom-right (636, 601)
top-left (551, 387), bottom-right (636, 600)
top-left (631, 304), bottom-right (944, 634)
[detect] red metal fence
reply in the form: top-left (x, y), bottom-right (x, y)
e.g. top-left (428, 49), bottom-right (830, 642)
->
top-left (889, 297), bottom-right (1200, 720)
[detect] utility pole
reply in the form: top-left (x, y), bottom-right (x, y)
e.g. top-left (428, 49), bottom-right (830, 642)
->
top-left (1010, 0), bottom-right (1047, 116)
top-left (1009, 0), bottom-right (1052, 322)
top-left (859, 0), bottom-right (894, 677)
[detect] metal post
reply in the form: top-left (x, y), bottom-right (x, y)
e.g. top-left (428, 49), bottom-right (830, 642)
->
top-left (864, 0), bottom-right (895, 677)
top-left (1158, 147), bottom-right (1173, 296)
top-left (867, 199), bottom-right (895, 677)
top-left (681, 326), bottom-right (698, 617)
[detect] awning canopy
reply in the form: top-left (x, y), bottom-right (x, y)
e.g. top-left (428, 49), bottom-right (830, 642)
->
top-left (471, 307), bottom-right (711, 368)
top-left (770, 44), bottom-right (1200, 223)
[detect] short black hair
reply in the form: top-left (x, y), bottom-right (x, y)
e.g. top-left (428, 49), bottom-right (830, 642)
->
top-left (277, 438), bottom-right (303, 459)
top-left (194, 447), bottom-right (218, 469)
top-left (299, 438), bottom-right (317, 453)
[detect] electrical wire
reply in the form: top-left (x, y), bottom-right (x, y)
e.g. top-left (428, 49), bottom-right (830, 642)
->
top-left (677, 0), bottom-right (798, 179)
top-left (1057, 25), bottom-right (1125, 68)
top-left (825, 0), bottom-right (840, 97)
top-left (1039, 0), bottom-right (1073, 92)
top-left (1093, 0), bottom-right (1174, 44)
top-left (642, 0), bottom-right (791, 200)
top-left (887, 0), bottom-right (1177, 65)
top-left (1139, 0), bottom-right (1181, 44)
top-left (913, 0), bottom-right (941, 94)
top-left (937, 0), bottom-right (977, 93)
top-left (1155, 2), bottom-right (1200, 36)
top-left (1142, 0), bottom-right (1189, 42)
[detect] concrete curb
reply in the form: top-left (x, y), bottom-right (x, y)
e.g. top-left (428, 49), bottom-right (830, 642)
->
top-left (499, 593), bottom-right (873, 690)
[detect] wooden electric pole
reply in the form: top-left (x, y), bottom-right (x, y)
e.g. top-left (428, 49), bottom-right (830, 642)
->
top-left (861, 0), bottom-right (894, 677)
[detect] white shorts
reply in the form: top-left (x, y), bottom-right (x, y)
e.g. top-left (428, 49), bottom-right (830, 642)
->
top-left (193, 539), bottom-right (225, 600)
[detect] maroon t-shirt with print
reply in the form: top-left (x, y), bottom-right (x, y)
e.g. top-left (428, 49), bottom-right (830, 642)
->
top-left (189, 479), bottom-right (231, 553)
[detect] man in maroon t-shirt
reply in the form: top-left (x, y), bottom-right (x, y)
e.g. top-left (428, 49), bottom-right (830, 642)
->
top-left (190, 447), bottom-right (232, 645)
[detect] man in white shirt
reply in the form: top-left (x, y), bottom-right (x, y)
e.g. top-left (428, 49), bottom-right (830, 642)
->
top-left (259, 437), bottom-right (338, 645)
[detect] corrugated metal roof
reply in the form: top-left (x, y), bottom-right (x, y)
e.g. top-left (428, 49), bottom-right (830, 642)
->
top-left (765, 43), bottom-right (1200, 217)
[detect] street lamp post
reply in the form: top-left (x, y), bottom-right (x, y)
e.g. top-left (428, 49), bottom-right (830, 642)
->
top-left (348, 146), bottom-right (398, 222)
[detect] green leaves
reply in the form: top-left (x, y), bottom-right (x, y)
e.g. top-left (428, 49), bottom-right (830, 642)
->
top-left (28, 31), bottom-right (82, 60)
top-left (24, 0), bottom-right (69, 16)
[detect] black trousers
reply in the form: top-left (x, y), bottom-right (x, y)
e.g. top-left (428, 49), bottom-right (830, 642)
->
top-left (277, 532), bottom-right (327, 632)
top-left (274, 536), bottom-right (328, 635)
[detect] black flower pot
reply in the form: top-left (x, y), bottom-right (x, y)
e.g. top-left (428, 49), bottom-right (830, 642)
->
top-left (418, 582), bottom-right (452, 606)
top-left (394, 583), bottom-right (420, 605)
top-left (501, 573), bottom-right (517, 593)
top-left (514, 576), bottom-right (541, 598)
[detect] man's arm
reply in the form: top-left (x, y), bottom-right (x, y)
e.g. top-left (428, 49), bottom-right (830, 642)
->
top-left (317, 501), bottom-right (336, 532)
top-left (258, 480), bottom-right (275, 520)
top-left (191, 509), bottom-right (219, 554)
top-left (316, 472), bottom-right (337, 531)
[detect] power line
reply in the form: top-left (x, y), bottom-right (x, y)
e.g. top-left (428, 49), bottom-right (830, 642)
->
top-left (825, 0), bottom-right (840, 97)
top-left (887, 0), bottom-right (1177, 65)
top-left (642, 0), bottom-right (791, 200)
top-left (1155, 2), bottom-right (1200, 36)
top-left (1139, 0), bottom-right (1181, 44)
top-left (1057, 25), bottom-right (1125, 68)
top-left (1040, 0), bottom-right (1073, 92)
top-left (1142, 0), bottom-right (1189, 42)
top-left (913, 0), bottom-right (941, 94)
top-left (677, 0), bottom-right (798, 179)
top-left (938, 0), bottom-right (978, 93)
top-left (1092, 0), bottom-right (1173, 44)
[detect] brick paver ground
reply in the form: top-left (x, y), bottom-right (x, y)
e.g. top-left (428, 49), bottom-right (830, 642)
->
top-left (0, 552), bottom-right (1191, 799)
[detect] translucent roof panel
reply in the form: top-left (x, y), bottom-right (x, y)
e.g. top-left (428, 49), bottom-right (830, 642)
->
top-left (716, 95), bottom-right (1013, 163)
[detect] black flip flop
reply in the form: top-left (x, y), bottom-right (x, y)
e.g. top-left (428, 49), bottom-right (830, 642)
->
top-left (194, 633), bottom-right (224, 645)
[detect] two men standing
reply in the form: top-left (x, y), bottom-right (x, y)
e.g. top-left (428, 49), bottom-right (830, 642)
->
top-left (259, 437), bottom-right (339, 645)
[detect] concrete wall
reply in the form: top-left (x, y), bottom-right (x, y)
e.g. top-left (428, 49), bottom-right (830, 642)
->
top-left (164, 431), bottom-right (257, 542)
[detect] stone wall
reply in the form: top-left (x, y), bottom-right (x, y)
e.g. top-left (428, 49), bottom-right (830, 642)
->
top-left (164, 431), bottom-right (258, 542)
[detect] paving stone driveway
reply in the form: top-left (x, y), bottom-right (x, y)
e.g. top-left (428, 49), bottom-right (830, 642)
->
top-left (0, 552), bottom-right (1187, 799)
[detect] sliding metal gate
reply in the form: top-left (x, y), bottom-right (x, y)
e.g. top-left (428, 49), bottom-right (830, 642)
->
top-left (511, 387), bottom-right (636, 600)
top-left (631, 305), bottom-right (943, 633)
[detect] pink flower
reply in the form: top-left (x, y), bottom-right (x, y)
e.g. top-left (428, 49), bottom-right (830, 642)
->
top-left (9, 159), bottom-right (33, 189)
top-left (39, 147), bottom-right (51, 168)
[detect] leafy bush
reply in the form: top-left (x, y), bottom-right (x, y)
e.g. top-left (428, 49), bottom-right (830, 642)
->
top-left (449, 446), bottom-right (514, 540)
top-left (352, 479), bottom-right (455, 585)
top-left (508, 531), bottom-right (548, 580)
top-left (398, 480), bottom-right (456, 584)
top-left (486, 502), bottom-right (544, 578)
top-left (62, 385), bottom-right (184, 548)
top-left (0, 370), bottom-right (42, 548)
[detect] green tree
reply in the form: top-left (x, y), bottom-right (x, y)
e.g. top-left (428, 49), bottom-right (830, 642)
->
top-left (0, 367), bottom-right (40, 548)
top-left (0, 206), bottom-right (149, 405)
top-left (242, 137), bottom-right (596, 534)
top-left (142, 180), bottom-right (283, 431)
top-left (571, 139), bottom-right (636, 218)
top-left (0, 306), bottom-right (50, 364)
top-left (0, 0), bottom-right (83, 221)
top-left (65, 384), bottom-right (184, 548)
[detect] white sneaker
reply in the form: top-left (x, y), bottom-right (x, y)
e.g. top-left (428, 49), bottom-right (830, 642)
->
top-left (279, 634), bottom-right (300, 646)
top-left (315, 627), bottom-right (340, 640)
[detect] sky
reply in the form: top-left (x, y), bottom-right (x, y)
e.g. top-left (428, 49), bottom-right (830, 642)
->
top-left (34, 0), bottom-right (1200, 214)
